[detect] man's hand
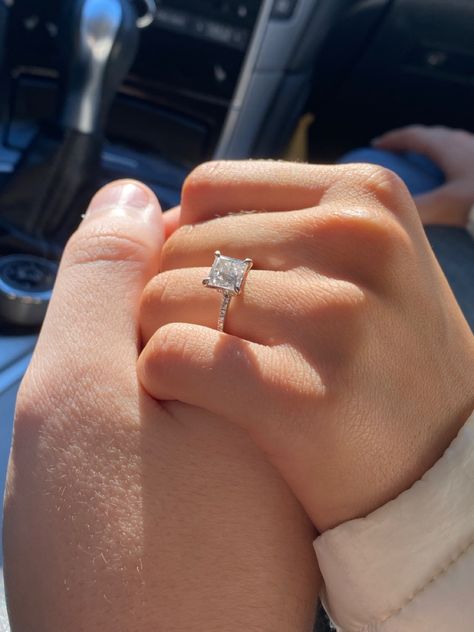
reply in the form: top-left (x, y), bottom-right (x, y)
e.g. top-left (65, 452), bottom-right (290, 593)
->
top-left (373, 125), bottom-right (474, 227)
top-left (137, 161), bottom-right (474, 533)
top-left (3, 179), bottom-right (319, 631)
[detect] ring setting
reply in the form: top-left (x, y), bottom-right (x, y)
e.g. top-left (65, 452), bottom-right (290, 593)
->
top-left (203, 251), bottom-right (253, 332)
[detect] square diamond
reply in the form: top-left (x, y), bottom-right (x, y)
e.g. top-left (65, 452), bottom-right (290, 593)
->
top-left (207, 255), bottom-right (249, 293)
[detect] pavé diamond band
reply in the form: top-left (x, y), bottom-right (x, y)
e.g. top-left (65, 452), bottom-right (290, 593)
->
top-left (203, 251), bottom-right (253, 332)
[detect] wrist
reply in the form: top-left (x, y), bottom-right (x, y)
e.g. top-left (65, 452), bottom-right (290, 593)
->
top-left (314, 411), bottom-right (474, 632)
top-left (314, 377), bottom-right (474, 533)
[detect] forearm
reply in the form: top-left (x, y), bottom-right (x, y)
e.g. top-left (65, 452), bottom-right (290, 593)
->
top-left (4, 398), bottom-right (320, 632)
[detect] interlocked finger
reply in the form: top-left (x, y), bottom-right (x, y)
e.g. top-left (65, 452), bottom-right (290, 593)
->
top-left (140, 267), bottom-right (310, 346)
top-left (161, 209), bottom-right (316, 273)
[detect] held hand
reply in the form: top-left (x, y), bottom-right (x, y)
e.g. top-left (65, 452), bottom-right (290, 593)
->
top-left (4, 179), bottom-right (317, 631)
top-left (137, 161), bottom-right (474, 532)
top-left (373, 125), bottom-right (474, 227)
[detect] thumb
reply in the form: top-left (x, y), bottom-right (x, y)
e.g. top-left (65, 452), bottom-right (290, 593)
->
top-left (414, 184), bottom-right (470, 227)
top-left (33, 179), bottom-right (164, 372)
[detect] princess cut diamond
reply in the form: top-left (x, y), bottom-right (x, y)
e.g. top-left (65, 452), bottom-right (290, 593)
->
top-left (207, 254), bottom-right (250, 294)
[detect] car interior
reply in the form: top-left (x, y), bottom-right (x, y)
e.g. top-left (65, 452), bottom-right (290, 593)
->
top-left (1, 0), bottom-right (473, 627)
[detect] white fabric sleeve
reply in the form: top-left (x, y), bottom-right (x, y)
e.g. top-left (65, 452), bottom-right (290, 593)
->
top-left (314, 411), bottom-right (474, 632)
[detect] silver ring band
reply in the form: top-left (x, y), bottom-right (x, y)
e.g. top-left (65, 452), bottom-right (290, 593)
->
top-left (203, 252), bottom-right (253, 333)
top-left (217, 291), bottom-right (233, 332)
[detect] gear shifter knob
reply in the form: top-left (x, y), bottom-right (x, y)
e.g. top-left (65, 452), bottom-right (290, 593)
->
top-left (60, 0), bottom-right (139, 135)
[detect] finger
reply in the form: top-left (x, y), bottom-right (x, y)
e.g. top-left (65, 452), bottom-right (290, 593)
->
top-left (161, 204), bottom-right (408, 295)
top-left (34, 179), bottom-right (164, 372)
top-left (140, 267), bottom-right (309, 346)
top-left (372, 126), bottom-right (449, 166)
top-left (163, 206), bottom-right (181, 238)
top-left (163, 209), bottom-right (312, 272)
top-left (137, 323), bottom-right (315, 434)
top-left (414, 184), bottom-right (471, 227)
top-left (180, 160), bottom-right (380, 226)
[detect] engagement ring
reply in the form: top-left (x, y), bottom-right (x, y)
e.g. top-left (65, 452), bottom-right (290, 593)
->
top-left (203, 251), bottom-right (253, 333)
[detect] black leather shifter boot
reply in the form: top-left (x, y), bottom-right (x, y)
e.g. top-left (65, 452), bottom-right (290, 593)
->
top-left (0, 125), bottom-right (102, 259)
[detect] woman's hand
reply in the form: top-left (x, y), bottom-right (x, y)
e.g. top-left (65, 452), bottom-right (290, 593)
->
top-left (138, 161), bottom-right (474, 532)
top-left (373, 125), bottom-right (474, 227)
top-left (4, 179), bottom-right (319, 632)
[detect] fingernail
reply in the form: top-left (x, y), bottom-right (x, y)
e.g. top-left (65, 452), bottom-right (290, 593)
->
top-left (85, 180), bottom-right (152, 218)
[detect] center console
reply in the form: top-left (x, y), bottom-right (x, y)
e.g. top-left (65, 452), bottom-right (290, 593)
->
top-left (2, 0), bottom-right (265, 170)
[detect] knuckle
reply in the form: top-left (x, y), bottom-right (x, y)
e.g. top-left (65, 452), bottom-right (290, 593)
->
top-left (156, 323), bottom-right (190, 359)
top-left (328, 206), bottom-right (391, 244)
top-left (308, 204), bottom-right (414, 277)
top-left (160, 223), bottom-right (194, 268)
top-left (183, 161), bottom-right (223, 194)
top-left (356, 163), bottom-right (400, 191)
top-left (300, 204), bottom-right (378, 240)
top-left (141, 272), bottom-right (172, 315)
top-left (144, 324), bottom-right (189, 375)
top-left (353, 164), bottom-right (411, 213)
top-left (360, 215), bottom-right (415, 277)
top-left (65, 225), bottom-right (151, 267)
top-left (370, 213), bottom-right (413, 258)
top-left (297, 210), bottom-right (329, 241)
top-left (359, 206), bottom-right (412, 253)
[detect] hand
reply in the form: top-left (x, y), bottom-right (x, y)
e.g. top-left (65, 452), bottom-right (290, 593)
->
top-left (137, 161), bottom-right (474, 532)
top-left (3, 179), bottom-right (318, 631)
top-left (373, 125), bottom-right (474, 227)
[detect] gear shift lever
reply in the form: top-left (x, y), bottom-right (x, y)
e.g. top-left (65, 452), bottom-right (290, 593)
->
top-left (60, 0), bottom-right (139, 136)
top-left (0, 0), bottom-right (139, 327)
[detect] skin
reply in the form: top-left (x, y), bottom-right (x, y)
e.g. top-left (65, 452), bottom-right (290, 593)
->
top-left (3, 179), bottom-right (320, 632)
top-left (5, 157), bottom-right (474, 627)
top-left (373, 125), bottom-right (474, 227)
top-left (138, 160), bottom-right (474, 532)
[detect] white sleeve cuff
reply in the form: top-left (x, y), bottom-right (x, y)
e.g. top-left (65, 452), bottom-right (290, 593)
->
top-left (314, 411), bottom-right (474, 632)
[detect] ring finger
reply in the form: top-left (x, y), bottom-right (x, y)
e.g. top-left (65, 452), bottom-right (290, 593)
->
top-left (140, 267), bottom-right (313, 346)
